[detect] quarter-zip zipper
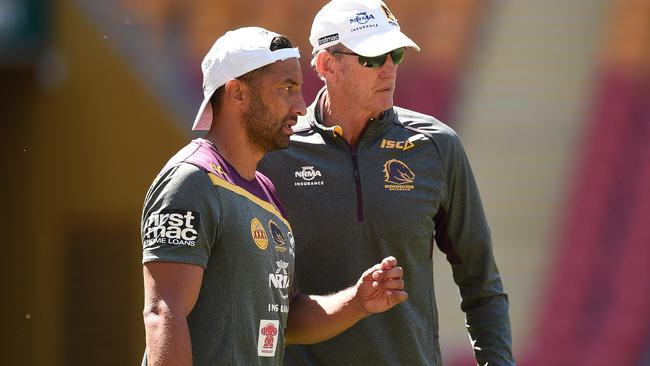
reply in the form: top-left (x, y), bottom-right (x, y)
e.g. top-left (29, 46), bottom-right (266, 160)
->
top-left (337, 138), bottom-right (364, 223)
top-left (317, 94), bottom-right (384, 224)
top-left (329, 119), bottom-right (384, 224)
top-left (350, 146), bottom-right (364, 223)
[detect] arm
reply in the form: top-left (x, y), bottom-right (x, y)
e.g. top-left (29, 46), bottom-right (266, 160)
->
top-left (142, 262), bottom-right (204, 366)
top-left (436, 132), bottom-right (514, 365)
top-left (285, 256), bottom-right (407, 345)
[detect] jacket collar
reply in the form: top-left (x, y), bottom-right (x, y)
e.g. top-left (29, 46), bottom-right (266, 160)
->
top-left (300, 86), bottom-right (396, 140)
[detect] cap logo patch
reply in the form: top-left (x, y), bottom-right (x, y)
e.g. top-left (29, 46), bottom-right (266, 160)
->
top-left (318, 33), bottom-right (339, 46)
top-left (350, 12), bottom-right (375, 25)
top-left (381, 1), bottom-right (398, 25)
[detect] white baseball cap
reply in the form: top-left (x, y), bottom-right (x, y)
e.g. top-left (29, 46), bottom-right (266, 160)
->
top-left (310, 0), bottom-right (420, 57)
top-left (192, 26), bottom-right (301, 130)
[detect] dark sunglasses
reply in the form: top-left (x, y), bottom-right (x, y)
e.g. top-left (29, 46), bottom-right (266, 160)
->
top-left (330, 47), bottom-right (406, 68)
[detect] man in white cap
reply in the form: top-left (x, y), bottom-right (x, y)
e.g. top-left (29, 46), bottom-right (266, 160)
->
top-left (140, 26), bottom-right (408, 366)
top-left (260, 1), bottom-right (515, 365)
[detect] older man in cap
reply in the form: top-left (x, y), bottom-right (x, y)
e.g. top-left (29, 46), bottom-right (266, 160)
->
top-left (260, 1), bottom-right (515, 365)
top-left (140, 26), bottom-right (407, 366)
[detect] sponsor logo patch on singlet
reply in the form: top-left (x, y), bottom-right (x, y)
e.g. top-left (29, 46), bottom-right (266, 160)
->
top-left (268, 260), bottom-right (290, 299)
top-left (268, 220), bottom-right (287, 253)
top-left (257, 319), bottom-right (280, 357)
top-left (143, 209), bottom-right (200, 247)
top-left (287, 231), bottom-right (295, 258)
top-left (251, 217), bottom-right (269, 250)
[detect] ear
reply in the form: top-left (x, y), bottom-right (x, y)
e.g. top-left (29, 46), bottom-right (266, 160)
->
top-left (224, 79), bottom-right (245, 108)
top-left (315, 50), bottom-right (338, 82)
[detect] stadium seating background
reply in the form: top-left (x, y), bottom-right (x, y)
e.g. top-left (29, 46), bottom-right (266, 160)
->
top-left (1, 0), bottom-right (648, 365)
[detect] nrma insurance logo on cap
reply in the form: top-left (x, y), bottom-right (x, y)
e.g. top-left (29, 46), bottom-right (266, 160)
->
top-left (143, 209), bottom-right (200, 247)
top-left (350, 12), bottom-right (375, 25)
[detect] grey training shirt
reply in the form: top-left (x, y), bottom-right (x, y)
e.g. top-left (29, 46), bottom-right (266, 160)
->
top-left (142, 139), bottom-right (295, 365)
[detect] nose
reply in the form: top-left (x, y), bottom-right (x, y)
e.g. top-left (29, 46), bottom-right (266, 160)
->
top-left (292, 92), bottom-right (307, 117)
top-left (379, 56), bottom-right (398, 78)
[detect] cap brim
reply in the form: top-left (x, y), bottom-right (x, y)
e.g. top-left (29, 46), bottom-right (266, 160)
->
top-left (191, 88), bottom-right (217, 131)
top-left (343, 29), bottom-right (420, 57)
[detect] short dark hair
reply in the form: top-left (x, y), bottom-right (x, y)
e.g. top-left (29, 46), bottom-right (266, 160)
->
top-left (209, 86), bottom-right (226, 114)
top-left (237, 35), bottom-right (294, 85)
top-left (210, 35), bottom-right (294, 114)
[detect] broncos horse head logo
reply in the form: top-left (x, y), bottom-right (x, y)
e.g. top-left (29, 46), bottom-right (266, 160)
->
top-left (268, 220), bottom-right (286, 246)
top-left (383, 159), bottom-right (415, 185)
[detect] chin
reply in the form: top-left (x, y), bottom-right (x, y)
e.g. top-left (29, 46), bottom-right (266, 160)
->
top-left (375, 96), bottom-right (394, 109)
top-left (375, 101), bottom-right (393, 113)
top-left (268, 140), bottom-right (290, 152)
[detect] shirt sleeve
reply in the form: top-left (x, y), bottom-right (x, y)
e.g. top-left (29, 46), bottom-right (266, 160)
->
top-left (434, 130), bottom-right (515, 365)
top-left (141, 163), bottom-right (221, 269)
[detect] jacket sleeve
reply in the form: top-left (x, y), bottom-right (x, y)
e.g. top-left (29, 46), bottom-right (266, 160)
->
top-left (434, 130), bottom-right (515, 365)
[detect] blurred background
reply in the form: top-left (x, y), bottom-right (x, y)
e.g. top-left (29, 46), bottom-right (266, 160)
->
top-left (1, 0), bottom-right (649, 365)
